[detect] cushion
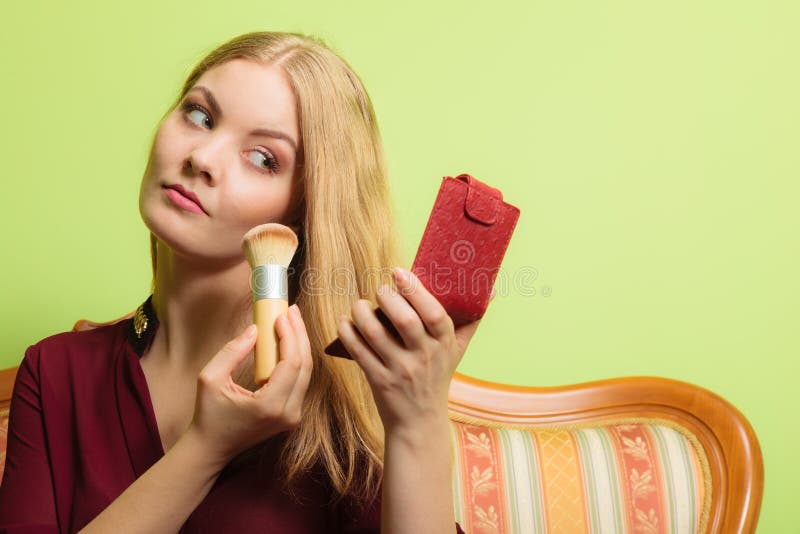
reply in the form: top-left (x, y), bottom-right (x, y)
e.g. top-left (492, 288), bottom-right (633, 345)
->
top-left (449, 417), bottom-right (710, 534)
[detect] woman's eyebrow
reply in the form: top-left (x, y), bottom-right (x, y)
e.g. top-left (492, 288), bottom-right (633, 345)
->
top-left (187, 85), bottom-right (298, 152)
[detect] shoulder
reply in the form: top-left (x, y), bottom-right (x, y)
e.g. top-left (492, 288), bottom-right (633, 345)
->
top-left (21, 320), bottom-right (129, 384)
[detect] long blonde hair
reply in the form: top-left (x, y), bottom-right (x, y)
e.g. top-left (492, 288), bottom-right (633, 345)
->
top-left (147, 32), bottom-right (404, 505)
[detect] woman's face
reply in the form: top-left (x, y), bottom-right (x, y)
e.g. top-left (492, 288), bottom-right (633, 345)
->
top-left (139, 58), bottom-right (302, 264)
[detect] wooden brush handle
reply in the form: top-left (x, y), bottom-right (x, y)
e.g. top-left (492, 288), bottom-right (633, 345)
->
top-left (254, 298), bottom-right (288, 385)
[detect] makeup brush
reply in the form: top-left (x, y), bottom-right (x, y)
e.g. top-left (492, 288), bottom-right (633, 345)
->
top-left (242, 223), bottom-right (299, 385)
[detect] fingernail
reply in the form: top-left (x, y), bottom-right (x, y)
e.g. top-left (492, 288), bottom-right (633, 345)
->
top-left (245, 324), bottom-right (258, 337)
top-left (392, 266), bottom-right (409, 284)
top-left (490, 288), bottom-right (496, 299)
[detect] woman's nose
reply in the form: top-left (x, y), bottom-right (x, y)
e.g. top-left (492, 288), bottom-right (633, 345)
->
top-left (183, 154), bottom-right (212, 182)
top-left (184, 142), bottom-right (225, 184)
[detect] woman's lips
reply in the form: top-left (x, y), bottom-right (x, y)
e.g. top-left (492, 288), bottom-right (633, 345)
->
top-left (163, 186), bottom-right (208, 215)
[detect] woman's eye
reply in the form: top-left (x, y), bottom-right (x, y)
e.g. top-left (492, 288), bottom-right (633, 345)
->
top-left (188, 109), bottom-right (210, 128)
top-left (248, 149), bottom-right (280, 174)
top-left (181, 102), bottom-right (212, 128)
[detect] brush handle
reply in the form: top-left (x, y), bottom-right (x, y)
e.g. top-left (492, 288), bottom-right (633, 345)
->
top-left (254, 298), bottom-right (287, 385)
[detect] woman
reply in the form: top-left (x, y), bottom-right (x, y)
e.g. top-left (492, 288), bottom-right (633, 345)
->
top-left (0, 32), bottom-right (481, 533)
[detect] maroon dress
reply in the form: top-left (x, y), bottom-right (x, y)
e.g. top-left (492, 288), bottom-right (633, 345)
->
top-left (0, 297), bottom-right (464, 534)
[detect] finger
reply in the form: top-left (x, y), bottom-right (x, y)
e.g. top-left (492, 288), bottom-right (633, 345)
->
top-left (337, 315), bottom-right (392, 384)
top-left (282, 357), bottom-right (312, 419)
top-left (392, 267), bottom-right (453, 339)
top-left (200, 324), bottom-right (258, 380)
top-left (375, 284), bottom-right (427, 350)
top-left (289, 304), bottom-right (310, 350)
top-left (282, 306), bottom-right (314, 417)
top-left (277, 306), bottom-right (302, 367)
top-left (351, 299), bottom-right (405, 366)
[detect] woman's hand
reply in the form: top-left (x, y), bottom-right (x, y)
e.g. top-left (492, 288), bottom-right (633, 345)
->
top-left (185, 304), bottom-right (313, 463)
top-left (337, 267), bottom-right (487, 439)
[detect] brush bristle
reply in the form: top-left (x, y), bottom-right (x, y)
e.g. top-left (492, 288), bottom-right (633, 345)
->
top-left (242, 223), bottom-right (299, 268)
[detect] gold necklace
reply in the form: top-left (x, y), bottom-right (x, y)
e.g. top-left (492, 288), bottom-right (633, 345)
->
top-left (133, 302), bottom-right (149, 339)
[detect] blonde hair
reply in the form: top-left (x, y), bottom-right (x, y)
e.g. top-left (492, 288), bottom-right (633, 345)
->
top-left (146, 32), bottom-right (404, 505)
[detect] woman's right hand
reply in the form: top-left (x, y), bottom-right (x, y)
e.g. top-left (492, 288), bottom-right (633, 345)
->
top-left (185, 304), bottom-right (313, 464)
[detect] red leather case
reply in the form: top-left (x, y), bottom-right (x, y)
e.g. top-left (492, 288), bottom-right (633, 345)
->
top-left (324, 173), bottom-right (520, 358)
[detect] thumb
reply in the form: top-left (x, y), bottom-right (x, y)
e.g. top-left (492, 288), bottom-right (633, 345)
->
top-left (454, 290), bottom-right (494, 352)
top-left (454, 317), bottom-right (482, 347)
top-left (201, 324), bottom-right (258, 380)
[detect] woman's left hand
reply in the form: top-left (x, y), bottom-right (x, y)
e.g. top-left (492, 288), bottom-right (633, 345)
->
top-left (337, 267), bottom-right (490, 438)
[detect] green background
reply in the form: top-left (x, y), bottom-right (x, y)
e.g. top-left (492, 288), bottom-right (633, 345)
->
top-left (1, 1), bottom-right (797, 531)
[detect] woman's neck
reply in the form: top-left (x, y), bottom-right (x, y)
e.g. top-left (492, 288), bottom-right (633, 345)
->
top-left (150, 240), bottom-right (254, 375)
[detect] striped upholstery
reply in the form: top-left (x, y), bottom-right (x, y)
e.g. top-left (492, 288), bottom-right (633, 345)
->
top-left (449, 417), bottom-right (709, 534)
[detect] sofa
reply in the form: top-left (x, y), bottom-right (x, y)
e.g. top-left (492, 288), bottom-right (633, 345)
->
top-left (0, 314), bottom-right (763, 533)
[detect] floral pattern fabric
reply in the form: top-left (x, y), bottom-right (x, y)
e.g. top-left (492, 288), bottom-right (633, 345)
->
top-left (450, 419), bottom-right (707, 534)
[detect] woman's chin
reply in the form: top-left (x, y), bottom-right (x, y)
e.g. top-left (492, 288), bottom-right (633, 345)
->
top-left (148, 224), bottom-right (244, 268)
top-left (140, 194), bottom-right (248, 267)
